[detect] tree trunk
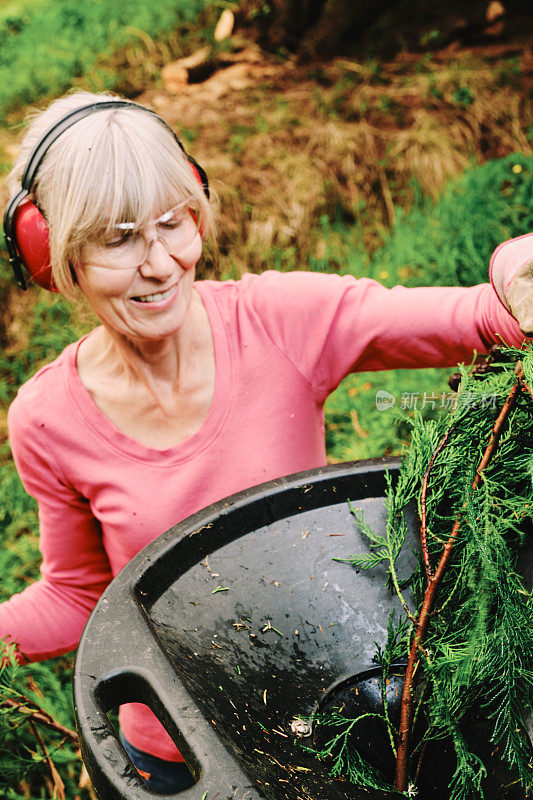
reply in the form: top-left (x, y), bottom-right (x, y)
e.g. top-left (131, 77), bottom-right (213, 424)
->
top-left (256, 0), bottom-right (400, 55)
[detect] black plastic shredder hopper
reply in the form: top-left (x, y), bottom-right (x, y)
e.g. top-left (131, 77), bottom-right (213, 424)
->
top-left (74, 459), bottom-right (533, 800)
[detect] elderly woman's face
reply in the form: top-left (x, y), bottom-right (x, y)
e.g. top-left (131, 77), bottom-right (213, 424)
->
top-left (76, 204), bottom-right (203, 343)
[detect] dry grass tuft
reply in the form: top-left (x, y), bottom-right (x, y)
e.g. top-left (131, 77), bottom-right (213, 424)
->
top-left (386, 113), bottom-right (471, 197)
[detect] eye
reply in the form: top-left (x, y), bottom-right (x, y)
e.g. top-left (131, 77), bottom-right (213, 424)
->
top-left (105, 233), bottom-right (130, 248)
top-left (104, 229), bottom-right (137, 248)
top-left (159, 212), bottom-right (189, 230)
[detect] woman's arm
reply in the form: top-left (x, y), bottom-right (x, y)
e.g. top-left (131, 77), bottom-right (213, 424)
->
top-left (241, 268), bottom-right (526, 402)
top-left (2, 396), bottom-right (113, 663)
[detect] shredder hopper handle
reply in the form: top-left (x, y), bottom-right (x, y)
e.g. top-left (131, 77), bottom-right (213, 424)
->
top-left (74, 589), bottom-right (260, 800)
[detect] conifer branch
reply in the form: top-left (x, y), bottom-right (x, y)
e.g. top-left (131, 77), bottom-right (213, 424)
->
top-left (420, 424), bottom-right (456, 582)
top-left (28, 720), bottom-right (66, 800)
top-left (0, 696), bottom-right (78, 744)
top-left (394, 371), bottom-right (523, 792)
top-left (309, 350), bottom-right (533, 795)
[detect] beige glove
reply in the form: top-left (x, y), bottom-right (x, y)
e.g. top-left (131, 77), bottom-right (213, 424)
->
top-left (506, 259), bottom-right (533, 337)
top-left (490, 234), bottom-right (533, 337)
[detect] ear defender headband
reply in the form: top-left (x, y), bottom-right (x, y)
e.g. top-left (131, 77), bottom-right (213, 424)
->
top-left (3, 100), bottom-right (210, 291)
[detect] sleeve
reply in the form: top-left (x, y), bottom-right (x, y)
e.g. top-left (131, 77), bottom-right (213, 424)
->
top-left (1, 395), bottom-right (113, 663)
top-left (242, 270), bottom-right (525, 402)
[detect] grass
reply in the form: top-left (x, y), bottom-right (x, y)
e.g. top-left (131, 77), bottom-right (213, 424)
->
top-left (0, 298), bottom-right (89, 798)
top-left (322, 152), bottom-right (533, 463)
top-left (0, 0), bottom-right (216, 122)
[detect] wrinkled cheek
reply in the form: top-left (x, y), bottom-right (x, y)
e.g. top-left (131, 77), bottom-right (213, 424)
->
top-left (173, 233), bottom-right (203, 270)
top-left (77, 269), bottom-right (132, 300)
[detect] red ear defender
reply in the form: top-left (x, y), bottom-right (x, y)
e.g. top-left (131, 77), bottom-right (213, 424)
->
top-left (188, 157), bottom-right (209, 201)
top-left (13, 199), bottom-right (57, 291)
top-left (3, 99), bottom-right (210, 292)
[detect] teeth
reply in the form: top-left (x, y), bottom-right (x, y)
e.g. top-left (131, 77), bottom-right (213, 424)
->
top-left (134, 285), bottom-right (175, 303)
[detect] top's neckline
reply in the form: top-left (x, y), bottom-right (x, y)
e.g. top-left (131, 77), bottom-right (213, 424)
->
top-left (64, 282), bottom-right (233, 465)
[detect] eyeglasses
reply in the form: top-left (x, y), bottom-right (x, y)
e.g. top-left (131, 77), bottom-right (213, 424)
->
top-left (83, 200), bottom-right (201, 270)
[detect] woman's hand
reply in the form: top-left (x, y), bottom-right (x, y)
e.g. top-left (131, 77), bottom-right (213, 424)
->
top-left (490, 233), bottom-right (533, 337)
top-left (505, 259), bottom-right (533, 337)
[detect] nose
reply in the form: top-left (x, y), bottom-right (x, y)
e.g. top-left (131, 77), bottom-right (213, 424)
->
top-left (138, 237), bottom-right (179, 280)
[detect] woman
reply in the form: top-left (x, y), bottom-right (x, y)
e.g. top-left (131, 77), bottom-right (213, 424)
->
top-left (2, 90), bottom-right (532, 794)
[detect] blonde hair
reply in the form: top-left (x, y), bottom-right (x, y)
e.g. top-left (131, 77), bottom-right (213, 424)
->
top-left (7, 90), bottom-right (215, 297)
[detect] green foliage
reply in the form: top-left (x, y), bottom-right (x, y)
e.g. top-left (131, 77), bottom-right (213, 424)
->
top-left (452, 86), bottom-right (474, 107)
top-left (314, 347), bottom-right (533, 798)
top-left (321, 153), bottom-right (533, 289)
top-left (323, 153), bottom-right (533, 464)
top-left (309, 614), bottom-right (410, 796)
top-left (0, 294), bottom-right (87, 796)
top-left (0, 296), bottom-right (81, 400)
top-left (0, 640), bottom-right (80, 797)
top-left (309, 709), bottom-right (395, 792)
top-left (0, 0), bottom-right (209, 120)
top-left (374, 154), bottom-right (533, 289)
top-left (0, 494), bottom-right (79, 798)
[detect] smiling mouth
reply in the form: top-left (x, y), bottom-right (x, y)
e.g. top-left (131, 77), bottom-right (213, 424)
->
top-left (132, 284), bottom-right (177, 303)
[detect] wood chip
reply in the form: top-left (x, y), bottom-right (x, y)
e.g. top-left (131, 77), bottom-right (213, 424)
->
top-left (214, 9), bottom-right (234, 41)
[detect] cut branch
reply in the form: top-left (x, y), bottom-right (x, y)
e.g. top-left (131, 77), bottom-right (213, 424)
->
top-left (29, 721), bottom-right (66, 800)
top-left (394, 373), bottom-right (522, 792)
top-left (517, 372), bottom-right (533, 404)
top-left (1, 696), bottom-right (78, 744)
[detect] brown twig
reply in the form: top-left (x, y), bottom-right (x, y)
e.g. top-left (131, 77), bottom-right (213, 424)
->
top-left (518, 372), bottom-right (533, 404)
top-left (394, 373), bottom-right (522, 792)
top-left (1, 696), bottom-right (78, 744)
top-left (28, 721), bottom-right (66, 800)
top-left (413, 740), bottom-right (429, 785)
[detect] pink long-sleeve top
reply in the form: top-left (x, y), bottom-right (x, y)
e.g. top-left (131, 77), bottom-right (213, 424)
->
top-left (3, 266), bottom-right (528, 761)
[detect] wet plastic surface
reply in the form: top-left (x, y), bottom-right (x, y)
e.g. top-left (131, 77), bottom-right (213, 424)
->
top-left (74, 458), bottom-right (533, 800)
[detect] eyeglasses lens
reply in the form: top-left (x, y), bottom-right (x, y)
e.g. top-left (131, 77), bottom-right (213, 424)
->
top-left (86, 202), bottom-right (200, 269)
